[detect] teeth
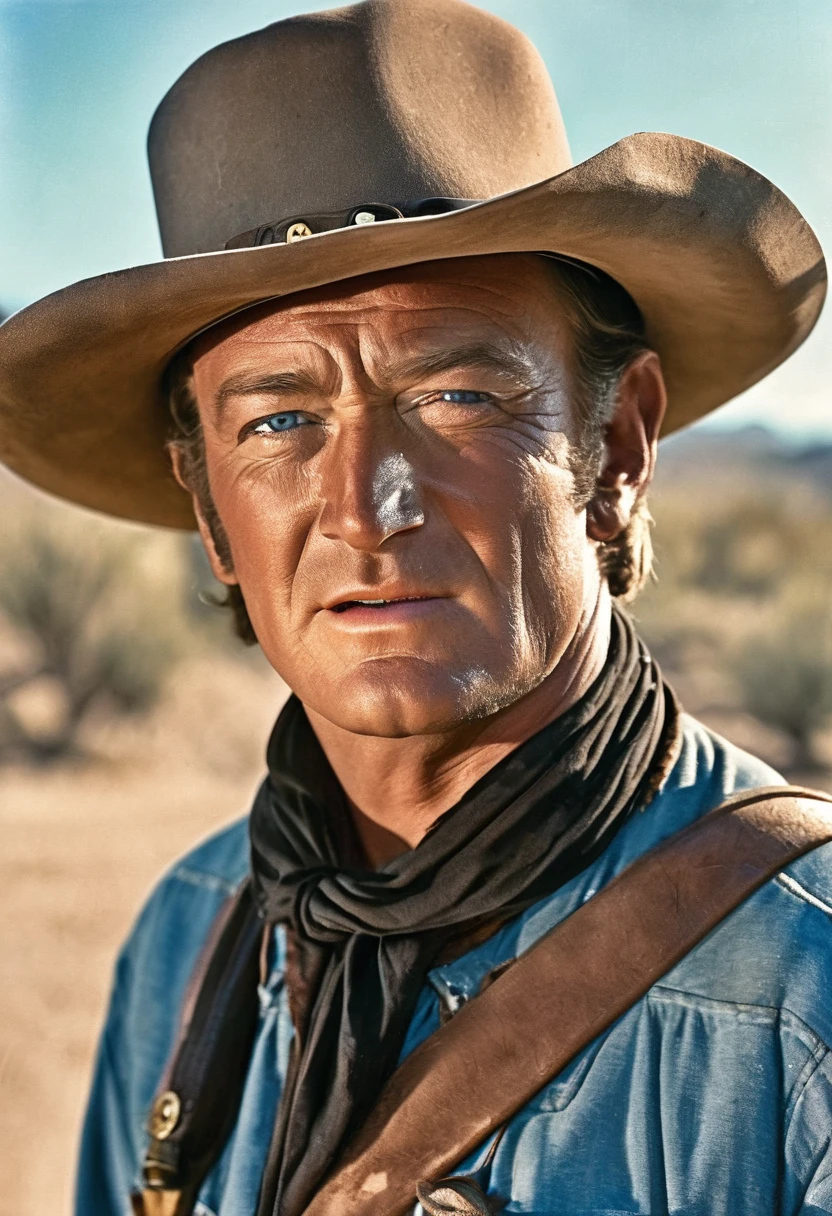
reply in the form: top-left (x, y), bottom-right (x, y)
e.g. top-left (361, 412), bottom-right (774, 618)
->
top-left (332, 596), bottom-right (427, 611)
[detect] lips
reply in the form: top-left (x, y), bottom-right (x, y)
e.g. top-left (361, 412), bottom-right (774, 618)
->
top-left (319, 588), bottom-right (448, 626)
top-left (321, 582), bottom-right (446, 611)
top-left (331, 595), bottom-right (436, 613)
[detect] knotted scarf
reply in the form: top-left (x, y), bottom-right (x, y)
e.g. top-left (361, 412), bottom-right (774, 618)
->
top-left (249, 608), bottom-right (678, 1216)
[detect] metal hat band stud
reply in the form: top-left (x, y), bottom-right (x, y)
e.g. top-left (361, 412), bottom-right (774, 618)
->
top-left (287, 212), bottom-right (374, 242)
top-left (224, 197), bottom-right (480, 250)
top-left (286, 221), bottom-right (313, 242)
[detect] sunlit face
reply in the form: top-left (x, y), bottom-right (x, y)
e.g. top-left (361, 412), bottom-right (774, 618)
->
top-left (187, 254), bottom-right (601, 737)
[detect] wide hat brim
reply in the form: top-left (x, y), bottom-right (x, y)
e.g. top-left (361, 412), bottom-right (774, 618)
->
top-left (0, 132), bottom-right (825, 529)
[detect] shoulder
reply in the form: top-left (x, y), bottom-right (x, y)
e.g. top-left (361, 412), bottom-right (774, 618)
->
top-left (653, 711), bottom-right (785, 824)
top-left (106, 818), bottom-right (251, 1101)
top-left (121, 814), bottom-right (250, 981)
top-left (434, 716), bottom-right (794, 1003)
top-left (558, 712), bottom-right (787, 880)
top-left (651, 717), bottom-right (832, 1048)
top-left (159, 814), bottom-right (251, 899)
top-left (508, 716), bottom-right (832, 1040)
top-left (80, 816), bottom-right (252, 1197)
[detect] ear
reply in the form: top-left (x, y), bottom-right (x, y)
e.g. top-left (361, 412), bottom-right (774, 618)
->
top-left (586, 350), bottom-right (667, 544)
top-left (168, 444), bottom-right (239, 587)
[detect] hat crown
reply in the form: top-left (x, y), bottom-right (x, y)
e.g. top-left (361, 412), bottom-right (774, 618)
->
top-left (148, 0), bottom-right (571, 258)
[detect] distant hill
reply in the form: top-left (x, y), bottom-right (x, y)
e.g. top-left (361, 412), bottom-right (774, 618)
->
top-left (655, 425), bottom-right (832, 500)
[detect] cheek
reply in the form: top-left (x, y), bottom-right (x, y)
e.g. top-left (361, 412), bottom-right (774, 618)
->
top-left (525, 460), bottom-right (587, 580)
top-left (449, 450), bottom-right (589, 688)
top-left (208, 456), bottom-right (318, 638)
top-left (517, 464), bottom-right (589, 654)
top-left (444, 442), bottom-right (585, 611)
top-left (523, 491), bottom-right (587, 644)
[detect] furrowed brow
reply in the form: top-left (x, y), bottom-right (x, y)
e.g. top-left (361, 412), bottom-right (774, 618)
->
top-left (214, 369), bottom-right (324, 420)
top-left (385, 342), bottom-right (538, 389)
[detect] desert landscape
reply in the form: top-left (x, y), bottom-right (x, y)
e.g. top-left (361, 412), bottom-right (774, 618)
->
top-left (1, 425), bottom-right (831, 1215)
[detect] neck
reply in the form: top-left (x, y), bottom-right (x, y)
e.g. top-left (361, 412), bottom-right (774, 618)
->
top-left (305, 589), bottom-right (612, 867)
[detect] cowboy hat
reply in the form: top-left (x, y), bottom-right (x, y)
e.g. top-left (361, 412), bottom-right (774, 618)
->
top-left (0, 0), bottom-right (824, 528)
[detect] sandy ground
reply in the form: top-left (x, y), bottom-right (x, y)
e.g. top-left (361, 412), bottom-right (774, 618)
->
top-left (0, 657), bottom-right (288, 1216)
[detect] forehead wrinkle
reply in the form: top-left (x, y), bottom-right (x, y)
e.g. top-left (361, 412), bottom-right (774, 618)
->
top-left (204, 338), bottom-right (343, 422)
top-left (350, 302), bottom-right (552, 389)
top-left (373, 339), bottom-right (541, 391)
top-left (212, 275), bottom-right (552, 363)
top-left (200, 254), bottom-right (563, 348)
top-left (259, 276), bottom-right (540, 330)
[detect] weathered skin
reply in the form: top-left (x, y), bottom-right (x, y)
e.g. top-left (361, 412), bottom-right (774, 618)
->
top-left (175, 253), bottom-right (665, 863)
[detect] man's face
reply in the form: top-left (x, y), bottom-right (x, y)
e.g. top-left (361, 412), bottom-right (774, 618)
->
top-left (188, 254), bottom-right (602, 737)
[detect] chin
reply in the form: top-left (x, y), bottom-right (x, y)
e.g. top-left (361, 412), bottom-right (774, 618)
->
top-left (297, 655), bottom-right (511, 738)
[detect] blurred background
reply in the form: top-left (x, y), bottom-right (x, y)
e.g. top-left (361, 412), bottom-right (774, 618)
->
top-left (1, 0), bottom-right (830, 1212)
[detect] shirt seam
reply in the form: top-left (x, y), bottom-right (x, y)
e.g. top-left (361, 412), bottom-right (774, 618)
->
top-left (650, 983), bottom-right (830, 1127)
top-left (170, 865), bottom-right (241, 896)
top-left (651, 987), bottom-right (827, 1128)
top-left (650, 985), bottom-right (831, 1044)
top-left (784, 1043), bottom-right (832, 1146)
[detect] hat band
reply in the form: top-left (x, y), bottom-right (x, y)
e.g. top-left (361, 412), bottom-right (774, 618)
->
top-left (224, 197), bottom-right (480, 250)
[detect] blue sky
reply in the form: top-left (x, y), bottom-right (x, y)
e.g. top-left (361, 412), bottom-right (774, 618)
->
top-left (1, 0), bottom-right (830, 438)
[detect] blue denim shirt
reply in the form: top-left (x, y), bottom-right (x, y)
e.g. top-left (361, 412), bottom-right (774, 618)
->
top-left (76, 715), bottom-right (832, 1215)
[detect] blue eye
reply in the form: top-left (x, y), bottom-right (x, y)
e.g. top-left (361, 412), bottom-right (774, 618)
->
top-left (251, 412), bottom-right (309, 435)
top-left (439, 391), bottom-right (489, 404)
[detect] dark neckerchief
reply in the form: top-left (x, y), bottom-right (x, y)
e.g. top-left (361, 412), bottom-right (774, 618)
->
top-left (249, 608), bottom-right (678, 1216)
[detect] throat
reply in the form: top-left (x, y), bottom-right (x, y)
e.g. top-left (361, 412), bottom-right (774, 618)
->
top-left (347, 799), bottom-right (413, 868)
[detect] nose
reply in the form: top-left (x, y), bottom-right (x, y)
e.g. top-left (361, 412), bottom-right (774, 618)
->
top-left (318, 424), bottom-right (425, 551)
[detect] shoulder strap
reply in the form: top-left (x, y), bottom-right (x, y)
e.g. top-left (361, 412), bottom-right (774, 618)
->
top-left (303, 785), bottom-right (832, 1216)
top-left (136, 879), bottom-right (264, 1216)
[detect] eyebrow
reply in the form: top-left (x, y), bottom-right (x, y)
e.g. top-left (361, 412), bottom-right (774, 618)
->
top-left (214, 369), bottom-right (325, 420)
top-left (212, 340), bottom-right (539, 420)
top-left (381, 342), bottom-right (539, 390)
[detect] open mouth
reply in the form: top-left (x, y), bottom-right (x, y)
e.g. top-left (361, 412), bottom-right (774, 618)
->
top-left (331, 596), bottom-right (436, 613)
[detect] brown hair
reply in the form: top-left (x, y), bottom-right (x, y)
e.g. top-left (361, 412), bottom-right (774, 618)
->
top-left (167, 256), bottom-right (654, 643)
top-left (545, 256), bottom-right (654, 600)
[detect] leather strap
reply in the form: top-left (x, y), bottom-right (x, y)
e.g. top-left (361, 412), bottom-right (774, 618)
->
top-left (137, 882), bottom-right (263, 1216)
top-left (302, 785), bottom-right (832, 1216)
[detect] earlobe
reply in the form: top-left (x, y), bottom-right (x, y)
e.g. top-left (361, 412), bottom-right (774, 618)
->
top-left (586, 482), bottom-right (633, 544)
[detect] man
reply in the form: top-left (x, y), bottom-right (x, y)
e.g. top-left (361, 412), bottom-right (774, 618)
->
top-left (0, 1), bottom-right (829, 1213)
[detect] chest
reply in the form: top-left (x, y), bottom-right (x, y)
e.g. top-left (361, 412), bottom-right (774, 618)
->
top-left (194, 976), bottom-right (806, 1216)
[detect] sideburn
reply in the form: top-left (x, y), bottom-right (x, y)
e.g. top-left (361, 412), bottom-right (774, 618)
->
top-left (597, 498), bottom-right (654, 602)
top-left (171, 438), bottom-right (258, 645)
top-left (201, 501), bottom-right (258, 645)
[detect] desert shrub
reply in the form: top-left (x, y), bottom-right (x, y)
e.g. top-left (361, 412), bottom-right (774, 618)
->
top-left (731, 592), bottom-right (832, 771)
top-left (647, 485), bottom-right (832, 600)
top-left (692, 500), bottom-right (800, 596)
top-left (636, 473), bottom-right (832, 772)
top-left (0, 503), bottom-right (193, 763)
